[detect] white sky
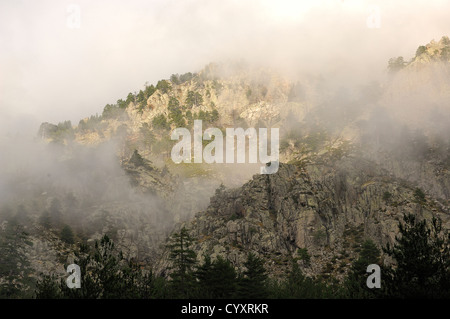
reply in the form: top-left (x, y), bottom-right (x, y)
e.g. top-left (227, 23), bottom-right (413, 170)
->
top-left (1, 0), bottom-right (449, 134)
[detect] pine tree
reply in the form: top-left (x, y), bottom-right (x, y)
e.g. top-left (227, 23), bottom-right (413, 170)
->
top-left (156, 80), bottom-right (171, 94)
top-left (152, 114), bottom-right (170, 131)
top-left (209, 256), bottom-right (237, 298)
top-left (238, 252), bottom-right (268, 298)
top-left (167, 227), bottom-right (197, 298)
top-left (195, 255), bottom-right (214, 298)
top-left (344, 239), bottom-right (382, 298)
top-left (170, 74), bottom-right (180, 85)
top-left (195, 255), bottom-right (237, 298)
top-left (34, 274), bottom-right (61, 299)
top-left (383, 214), bottom-right (450, 298)
top-left (185, 91), bottom-right (203, 108)
top-left (136, 90), bottom-right (146, 104)
top-left (91, 235), bottom-right (127, 298)
top-left (269, 262), bottom-right (336, 299)
top-left (60, 235), bottom-right (126, 299)
top-left (388, 56), bottom-right (406, 73)
top-left (60, 225), bottom-right (75, 244)
top-left (144, 84), bottom-right (156, 98)
top-left (35, 234), bottom-right (168, 299)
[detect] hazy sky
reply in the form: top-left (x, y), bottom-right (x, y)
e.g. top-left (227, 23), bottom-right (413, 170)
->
top-left (1, 0), bottom-right (449, 134)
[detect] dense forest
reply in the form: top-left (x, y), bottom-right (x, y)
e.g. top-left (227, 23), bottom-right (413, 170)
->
top-left (33, 213), bottom-right (450, 299)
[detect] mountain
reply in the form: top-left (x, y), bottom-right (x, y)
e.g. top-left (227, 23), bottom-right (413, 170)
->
top-left (1, 37), bottom-right (450, 298)
top-left (157, 155), bottom-right (448, 281)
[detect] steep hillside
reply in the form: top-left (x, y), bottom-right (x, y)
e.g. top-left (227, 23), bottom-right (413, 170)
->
top-left (156, 154), bottom-right (449, 281)
top-left (2, 37), bottom-right (450, 297)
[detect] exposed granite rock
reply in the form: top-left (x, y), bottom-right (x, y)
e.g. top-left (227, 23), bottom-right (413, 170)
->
top-left (157, 156), bottom-right (449, 281)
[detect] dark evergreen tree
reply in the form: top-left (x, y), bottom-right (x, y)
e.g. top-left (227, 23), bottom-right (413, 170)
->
top-left (170, 74), bottom-right (180, 85)
top-left (0, 220), bottom-right (31, 298)
top-left (195, 256), bottom-right (237, 298)
top-left (102, 104), bottom-right (124, 119)
top-left (34, 274), bottom-right (61, 299)
top-left (179, 72), bottom-right (193, 83)
top-left (167, 97), bottom-right (185, 127)
top-left (413, 187), bottom-right (426, 205)
top-left (130, 149), bottom-right (145, 167)
top-left (209, 109), bottom-right (219, 123)
top-left (156, 80), bottom-right (171, 94)
top-left (168, 97), bottom-right (181, 112)
top-left (383, 214), bottom-right (450, 298)
top-left (144, 84), bottom-right (156, 98)
top-left (195, 255), bottom-right (214, 298)
top-left (90, 235), bottom-right (127, 298)
top-left (120, 260), bottom-right (169, 299)
top-left (60, 235), bottom-right (135, 299)
top-left (185, 91), bottom-right (203, 108)
top-left (126, 92), bottom-right (135, 105)
top-left (415, 45), bottom-right (427, 57)
top-left (344, 239), bottom-right (382, 298)
top-left (166, 227), bottom-right (197, 298)
top-left (60, 225), bottom-right (75, 244)
top-left (136, 90), bottom-right (146, 104)
top-left (388, 56), bottom-right (406, 73)
top-left (268, 262), bottom-right (337, 299)
top-left (152, 114), bottom-right (170, 131)
top-left (117, 98), bottom-right (127, 109)
top-left (35, 235), bottom-right (169, 299)
top-left (237, 252), bottom-right (268, 298)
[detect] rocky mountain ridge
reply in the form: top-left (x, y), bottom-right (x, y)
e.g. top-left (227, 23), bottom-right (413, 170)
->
top-left (2, 37), bottom-right (450, 296)
top-left (156, 153), bottom-right (449, 280)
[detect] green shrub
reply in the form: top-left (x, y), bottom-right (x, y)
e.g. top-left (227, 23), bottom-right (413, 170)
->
top-left (144, 84), bottom-right (156, 98)
top-left (136, 90), bottom-right (146, 104)
top-left (152, 114), bottom-right (170, 130)
top-left (382, 191), bottom-right (392, 203)
top-left (117, 99), bottom-right (127, 109)
top-left (413, 187), bottom-right (426, 204)
top-left (102, 104), bottom-right (124, 119)
top-left (156, 80), bottom-right (171, 94)
top-left (170, 74), bottom-right (180, 85)
top-left (209, 109), bottom-right (219, 123)
top-left (126, 92), bottom-right (135, 105)
top-left (416, 45), bottom-right (427, 57)
top-left (297, 248), bottom-right (311, 264)
top-left (388, 56), bottom-right (406, 73)
top-left (169, 109), bottom-right (186, 127)
top-left (179, 72), bottom-right (194, 83)
top-left (185, 91), bottom-right (203, 108)
top-left (168, 97), bottom-right (181, 112)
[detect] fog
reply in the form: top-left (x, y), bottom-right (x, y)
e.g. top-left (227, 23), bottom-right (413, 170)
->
top-left (1, 0), bottom-right (450, 131)
top-left (0, 2), bottom-right (450, 290)
top-left (0, 0), bottom-right (449, 248)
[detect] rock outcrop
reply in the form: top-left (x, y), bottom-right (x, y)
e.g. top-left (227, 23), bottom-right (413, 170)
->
top-left (157, 155), bottom-right (449, 280)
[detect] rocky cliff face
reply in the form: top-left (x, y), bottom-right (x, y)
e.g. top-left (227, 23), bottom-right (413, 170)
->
top-left (3, 37), bottom-right (450, 296)
top-left (157, 154), bottom-right (449, 281)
